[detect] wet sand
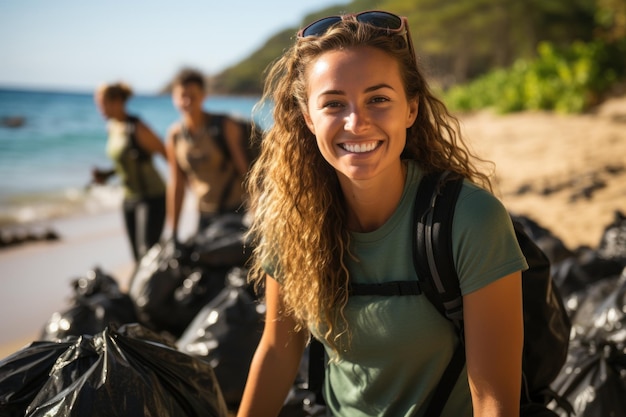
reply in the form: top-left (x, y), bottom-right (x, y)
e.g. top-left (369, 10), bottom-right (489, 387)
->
top-left (0, 209), bottom-right (133, 357)
top-left (0, 195), bottom-right (198, 359)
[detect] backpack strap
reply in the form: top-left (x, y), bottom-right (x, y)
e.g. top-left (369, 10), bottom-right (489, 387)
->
top-left (204, 114), bottom-right (240, 213)
top-left (425, 342), bottom-right (466, 416)
top-left (180, 113), bottom-right (230, 170)
top-left (205, 113), bottom-right (230, 170)
top-left (126, 115), bottom-right (150, 161)
top-left (124, 115), bottom-right (150, 195)
top-left (413, 171), bottom-right (464, 330)
top-left (413, 170), bottom-right (466, 417)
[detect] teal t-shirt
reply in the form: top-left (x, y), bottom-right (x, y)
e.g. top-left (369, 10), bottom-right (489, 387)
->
top-left (319, 161), bottom-right (528, 416)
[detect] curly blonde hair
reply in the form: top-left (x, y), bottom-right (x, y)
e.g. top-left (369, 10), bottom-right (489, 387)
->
top-left (246, 18), bottom-right (492, 353)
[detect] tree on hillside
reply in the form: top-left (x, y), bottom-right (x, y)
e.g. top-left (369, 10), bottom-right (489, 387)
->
top-left (410, 0), bottom-right (595, 85)
top-left (595, 0), bottom-right (626, 40)
top-left (211, 29), bottom-right (295, 95)
top-left (205, 0), bottom-right (603, 94)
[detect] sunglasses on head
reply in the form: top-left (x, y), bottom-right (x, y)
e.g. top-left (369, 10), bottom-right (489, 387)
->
top-left (297, 10), bottom-right (416, 62)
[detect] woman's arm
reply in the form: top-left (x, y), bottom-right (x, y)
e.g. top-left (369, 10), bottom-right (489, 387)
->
top-left (463, 271), bottom-right (524, 417)
top-left (237, 275), bottom-right (309, 417)
top-left (135, 120), bottom-right (167, 158)
top-left (91, 167), bottom-right (115, 184)
top-left (165, 127), bottom-right (186, 238)
top-left (223, 118), bottom-right (250, 176)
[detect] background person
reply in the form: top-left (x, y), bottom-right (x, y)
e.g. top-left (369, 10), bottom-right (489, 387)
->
top-left (93, 82), bottom-right (167, 262)
top-left (237, 10), bottom-right (527, 417)
top-left (165, 68), bottom-right (250, 240)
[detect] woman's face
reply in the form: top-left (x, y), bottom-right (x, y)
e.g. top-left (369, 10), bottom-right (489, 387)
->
top-left (94, 92), bottom-right (116, 119)
top-left (172, 83), bottom-right (205, 115)
top-left (304, 46), bottom-right (418, 183)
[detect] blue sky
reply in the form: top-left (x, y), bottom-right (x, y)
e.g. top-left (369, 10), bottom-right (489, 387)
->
top-left (0, 0), bottom-right (349, 93)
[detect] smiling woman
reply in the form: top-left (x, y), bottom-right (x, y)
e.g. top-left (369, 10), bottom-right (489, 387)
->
top-left (237, 10), bottom-right (527, 417)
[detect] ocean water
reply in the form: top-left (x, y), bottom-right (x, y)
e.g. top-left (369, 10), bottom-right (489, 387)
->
top-left (0, 88), bottom-right (262, 227)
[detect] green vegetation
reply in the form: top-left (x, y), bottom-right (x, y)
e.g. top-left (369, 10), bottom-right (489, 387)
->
top-left (205, 0), bottom-right (626, 113)
top-left (444, 39), bottom-right (626, 113)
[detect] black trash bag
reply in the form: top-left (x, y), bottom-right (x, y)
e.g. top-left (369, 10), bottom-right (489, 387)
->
top-left (188, 212), bottom-right (253, 267)
top-left (550, 211), bottom-right (625, 302)
top-left (597, 210), bottom-right (626, 262)
top-left (278, 343), bottom-right (328, 417)
top-left (0, 339), bottom-right (77, 417)
top-left (177, 267), bottom-right (264, 408)
top-left (24, 323), bottom-right (228, 417)
top-left (40, 267), bottom-right (137, 341)
top-left (279, 388), bottom-right (327, 417)
top-left (128, 238), bottom-right (228, 337)
top-left (566, 271), bottom-right (626, 341)
top-left (551, 270), bottom-right (626, 416)
top-left (552, 247), bottom-right (625, 299)
top-left (551, 341), bottom-right (626, 417)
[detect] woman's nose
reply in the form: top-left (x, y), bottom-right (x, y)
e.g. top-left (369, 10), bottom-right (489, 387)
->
top-left (344, 108), bottom-right (369, 133)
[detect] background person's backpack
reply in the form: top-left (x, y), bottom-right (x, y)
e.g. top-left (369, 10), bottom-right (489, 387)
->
top-left (346, 170), bottom-right (573, 416)
top-left (206, 113), bottom-right (262, 170)
top-left (202, 113), bottom-right (263, 212)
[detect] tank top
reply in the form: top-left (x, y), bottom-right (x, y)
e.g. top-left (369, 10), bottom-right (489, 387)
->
top-left (173, 113), bottom-right (245, 215)
top-left (106, 116), bottom-right (165, 200)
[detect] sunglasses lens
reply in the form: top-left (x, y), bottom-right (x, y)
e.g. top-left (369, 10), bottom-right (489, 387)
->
top-left (357, 12), bottom-right (402, 30)
top-left (301, 16), bottom-right (343, 37)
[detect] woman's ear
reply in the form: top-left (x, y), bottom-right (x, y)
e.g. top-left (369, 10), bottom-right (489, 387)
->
top-left (406, 98), bottom-right (419, 128)
top-left (303, 111), bottom-right (316, 135)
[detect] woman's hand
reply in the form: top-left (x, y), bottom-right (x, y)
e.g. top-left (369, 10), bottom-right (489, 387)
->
top-left (91, 167), bottom-right (114, 184)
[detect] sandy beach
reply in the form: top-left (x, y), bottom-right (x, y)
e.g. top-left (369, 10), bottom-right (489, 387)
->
top-left (0, 194), bottom-right (199, 360)
top-left (461, 93), bottom-right (626, 250)
top-left (1, 94), bottom-right (625, 361)
top-left (0, 209), bottom-right (133, 355)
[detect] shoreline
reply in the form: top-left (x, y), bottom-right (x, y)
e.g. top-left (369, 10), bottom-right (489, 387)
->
top-left (0, 193), bottom-right (199, 360)
top-left (0, 209), bottom-right (134, 353)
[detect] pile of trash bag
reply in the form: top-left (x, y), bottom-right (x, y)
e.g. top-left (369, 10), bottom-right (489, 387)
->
top-left (177, 267), bottom-right (265, 407)
top-left (538, 210), bottom-right (626, 416)
top-left (0, 323), bottom-right (228, 417)
top-left (129, 212), bottom-right (253, 337)
top-left (550, 270), bottom-right (626, 416)
top-left (39, 267), bottom-right (137, 341)
top-left (1, 212), bottom-right (264, 415)
top-left (2, 207), bottom-right (625, 416)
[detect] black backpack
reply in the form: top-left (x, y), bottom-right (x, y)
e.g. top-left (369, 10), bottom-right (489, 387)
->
top-left (322, 171), bottom-right (573, 416)
top-left (206, 113), bottom-right (262, 170)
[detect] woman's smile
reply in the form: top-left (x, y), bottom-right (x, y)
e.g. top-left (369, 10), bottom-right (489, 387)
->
top-left (339, 140), bottom-right (382, 154)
